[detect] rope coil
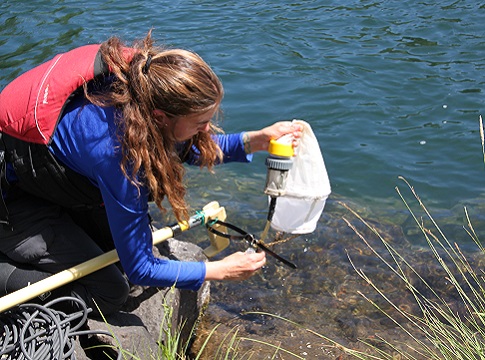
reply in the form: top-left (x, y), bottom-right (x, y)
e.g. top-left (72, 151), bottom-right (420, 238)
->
top-left (0, 296), bottom-right (121, 360)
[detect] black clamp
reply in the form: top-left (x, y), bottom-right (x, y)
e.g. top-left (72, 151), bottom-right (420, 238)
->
top-left (206, 220), bottom-right (297, 269)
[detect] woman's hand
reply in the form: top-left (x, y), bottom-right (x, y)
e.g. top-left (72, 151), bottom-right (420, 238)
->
top-left (205, 251), bottom-right (266, 281)
top-left (243, 121), bottom-right (302, 154)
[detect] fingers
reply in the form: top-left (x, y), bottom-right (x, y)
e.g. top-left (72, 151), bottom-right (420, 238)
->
top-left (246, 250), bottom-right (266, 270)
top-left (269, 121), bottom-right (303, 141)
top-left (269, 122), bottom-right (302, 151)
top-left (234, 251), bottom-right (266, 280)
top-left (244, 121), bottom-right (303, 153)
top-left (229, 250), bottom-right (266, 272)
top-left (205, 251), bottom-right (267, 282)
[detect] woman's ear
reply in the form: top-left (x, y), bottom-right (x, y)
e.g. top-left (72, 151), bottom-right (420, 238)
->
top-left (153, 109), bottom-right (167, 118)
top-left (153, 109), bottom-right (170, 127)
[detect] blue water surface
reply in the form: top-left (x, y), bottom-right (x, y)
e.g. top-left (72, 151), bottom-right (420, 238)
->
top-left (2, 0), bottom-right (483, 218)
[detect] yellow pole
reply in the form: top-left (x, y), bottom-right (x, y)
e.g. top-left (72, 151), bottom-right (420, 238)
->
top-left (0, 201), bottom-right (227, 313)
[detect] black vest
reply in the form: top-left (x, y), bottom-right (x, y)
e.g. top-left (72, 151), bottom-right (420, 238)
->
top-left (0, 132), bottom-right (104, 229)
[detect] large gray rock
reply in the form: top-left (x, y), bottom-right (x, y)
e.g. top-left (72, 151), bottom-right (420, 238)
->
top-left (74, 238), bottom-right (210, 359)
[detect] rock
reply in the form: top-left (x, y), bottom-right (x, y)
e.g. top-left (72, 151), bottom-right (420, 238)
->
top-left (74, 238), bottom-right (211, 359)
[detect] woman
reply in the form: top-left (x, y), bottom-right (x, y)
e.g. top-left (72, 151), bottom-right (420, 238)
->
top-left (0, 31), bottom-right (301, 316)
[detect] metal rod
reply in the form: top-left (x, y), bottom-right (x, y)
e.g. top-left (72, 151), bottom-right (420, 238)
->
top-left (260, 196), bottom-right (277, 243)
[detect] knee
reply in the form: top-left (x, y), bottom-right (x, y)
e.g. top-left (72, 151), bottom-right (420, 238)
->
top-left (74, 267), bottom-right (130, 317)
top-left (110, 275), bottom-right (131, 308)
top-left (91, 275), bottom-right (130, 316)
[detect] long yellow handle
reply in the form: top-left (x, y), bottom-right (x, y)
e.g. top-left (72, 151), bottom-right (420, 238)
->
top-left (0, 201), bottom-right (228, 313)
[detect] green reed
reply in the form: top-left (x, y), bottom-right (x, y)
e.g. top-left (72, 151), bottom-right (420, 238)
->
top-left (339, 172), bottom-right (485, 359)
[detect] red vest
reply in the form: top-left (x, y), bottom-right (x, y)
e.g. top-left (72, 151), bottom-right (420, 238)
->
top-left (0, 44), bottom-right (135, 228)
top-left (0, 44), bottom-right (135, 145)
top-left (0, 45), bottom-right (104, 145)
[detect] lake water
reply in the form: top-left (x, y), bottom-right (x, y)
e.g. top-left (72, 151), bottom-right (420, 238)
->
top-left (1, 1), bottom-right (485, 358)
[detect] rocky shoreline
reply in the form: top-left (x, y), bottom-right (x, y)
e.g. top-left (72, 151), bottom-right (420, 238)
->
top-left (74, 238), bottom-right (210, 359)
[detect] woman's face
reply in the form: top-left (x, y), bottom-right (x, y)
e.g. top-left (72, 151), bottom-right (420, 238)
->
top-left (154, 108), bottom-right (218, 141)
top-left (162, 109), bottom-right (217, 142)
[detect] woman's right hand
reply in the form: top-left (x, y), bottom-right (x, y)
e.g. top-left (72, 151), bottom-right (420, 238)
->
top-left (205, 251), bottom-right (266, 281)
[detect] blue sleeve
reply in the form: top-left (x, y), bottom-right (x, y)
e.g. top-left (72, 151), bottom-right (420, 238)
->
top-left (183, 132), bottom-right (254, 165)
top-left (93, 161), bottom-right (207, 290)
top-left (50, 100), bottom-right (206, 290)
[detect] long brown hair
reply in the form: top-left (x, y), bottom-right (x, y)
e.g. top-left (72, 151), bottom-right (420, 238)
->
top-left (87, 30), bottom-right (224, 221)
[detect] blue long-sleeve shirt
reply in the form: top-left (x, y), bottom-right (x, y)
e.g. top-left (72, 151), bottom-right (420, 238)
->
top-left (49, 97), bottom-right (253, 291)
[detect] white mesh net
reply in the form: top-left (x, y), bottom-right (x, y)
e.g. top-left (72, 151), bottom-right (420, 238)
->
top-left (270, 120), bottom-right (331, 234)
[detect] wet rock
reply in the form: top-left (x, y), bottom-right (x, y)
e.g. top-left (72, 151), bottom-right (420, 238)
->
top-left (74, 238), bottom-right (210, 359)
top-left (335, 316), bottom-right (358, 341)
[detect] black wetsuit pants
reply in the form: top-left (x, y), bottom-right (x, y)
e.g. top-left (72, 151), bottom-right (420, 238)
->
top-left (0, 189), bottom-right (130, 317)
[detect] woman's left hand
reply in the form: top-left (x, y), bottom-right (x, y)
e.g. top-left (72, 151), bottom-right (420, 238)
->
top-left (243, 120), bottom-right (303, 153)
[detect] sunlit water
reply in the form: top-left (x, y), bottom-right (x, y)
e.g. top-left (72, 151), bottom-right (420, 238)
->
top-left (1, 1), bottom-right (485, 357)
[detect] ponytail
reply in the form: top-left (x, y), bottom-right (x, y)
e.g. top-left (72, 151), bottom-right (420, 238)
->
top-left (87, 30), bottom-right (224, 221)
